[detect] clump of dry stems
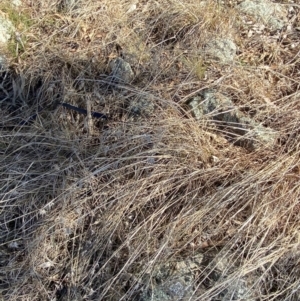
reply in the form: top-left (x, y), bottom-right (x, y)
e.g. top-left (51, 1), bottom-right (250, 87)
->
top-left (0, 0), bottom-right (299, 300)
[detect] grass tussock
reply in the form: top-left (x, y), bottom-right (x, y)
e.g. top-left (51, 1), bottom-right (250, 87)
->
top-left (1, 0), bottom-right (300, 300)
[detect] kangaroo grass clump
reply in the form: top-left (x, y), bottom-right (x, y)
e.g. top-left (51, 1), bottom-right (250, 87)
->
top-left (1, 0), bottom-right (300, 300)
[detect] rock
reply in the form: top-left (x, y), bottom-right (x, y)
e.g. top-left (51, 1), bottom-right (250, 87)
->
top-left (252, 124), bottom-right (277, 145)
top-left (189, 90), bottom-right (247, 136)
top-left (127, 94), bottom-right (155, 117)
top-left (109, 57), bottom-right (135, 84)
top-left (188, 90), bottom-right (277, 149)
top-left (204, 38), bottom-right (237, 64)
top-left (202, 251), bottom-right (252, 301)
top-left (218, 279), bottom-right (249, 301)
top-left (56, 286), bottom-right (83, 301)
top-left (140, 250), bottom-right (254, 300)
top-left (58, 0), bottom-right (80, 11)
top-left (12, 0), bottom-right (22, 6)
top-left (0, 54), bottom-right (8, 71)
top-left (237, 0), bottom-right (287, 30)
top-left (0, 14), bottom-right (15, 45)
top-left (141, 254), bottom-right (203, 301)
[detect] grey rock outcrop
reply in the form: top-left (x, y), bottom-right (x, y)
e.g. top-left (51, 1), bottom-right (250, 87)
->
top-left (188, 90), bottom-right (277, 149)
top-left (238, 0), bottom-right (287, 30)
top-left (141, 254), bottom-right (203, 301)
top-left (140, 250), bottom-right (254, 301)
top-left (202, 251), bottom-right (252, 301)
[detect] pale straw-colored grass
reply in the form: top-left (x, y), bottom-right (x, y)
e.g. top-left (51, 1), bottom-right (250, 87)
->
top-left (1, 0), bottom-right (299, 300)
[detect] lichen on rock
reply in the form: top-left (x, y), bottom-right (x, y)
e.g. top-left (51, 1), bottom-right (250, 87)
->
top-left (238, 0), bottom-right (287, 30)
top-left (188, 90), bottom-right (277, 149)
top-left (109, 57), bottom-right (135, 84)
top-left (0, 14), bottom-right (14, 45)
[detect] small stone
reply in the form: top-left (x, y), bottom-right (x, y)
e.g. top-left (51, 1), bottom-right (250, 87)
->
top-left (205, 38), bottom-right (237, 63)
top-left (201, 250), bottom-right (253, 300)
top-left (57, 0), bottom-right (80, 11)
top-left (12, 0), bottom-right (22, 6)
top-left (0, 14), bottom-right (15, 45)
top-left (128, 94), bottom-right (154, 117)
top-left (0, 54), bottom-right (8, 70)
top-left (253, 124), bottom-right (277, 145)
top-left (141, 254), bottom-right (203, 301)
top-left (8, 241), bottom-right (19, 249)
top-left (109, 57), bottom-right (135, 84)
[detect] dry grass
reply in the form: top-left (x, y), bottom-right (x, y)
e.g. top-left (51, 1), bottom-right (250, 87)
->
top-left (0, 0), bottom-right (300, 300)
